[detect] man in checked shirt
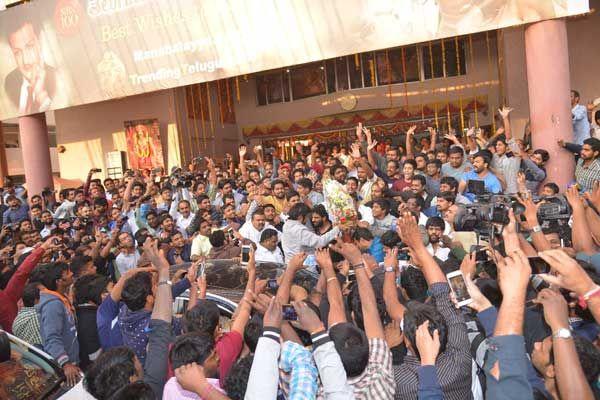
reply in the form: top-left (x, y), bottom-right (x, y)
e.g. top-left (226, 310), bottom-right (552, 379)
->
top-left (383, 213), bottom-right (473, 400)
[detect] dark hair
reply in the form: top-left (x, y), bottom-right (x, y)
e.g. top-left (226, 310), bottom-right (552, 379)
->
top-left (31, 204), bottom-right (42, 212)
top-left (251, 207), bottom-right (265, 219)
top-left (403, 159), bottom-right (417, 169)
top-left (401, 267), bottom-right (428, 302)
top-left (159, 214), bottom-right (174, 225)
top-left (372, 198), bottom-right (390, 214)
top-left (224, 355), bottom-right (254, 400)
top-left (84, 347), bottom-right (138, 400)
top-left (70, 255), bottom-right (93, 278)
top-left (381, 230), bottom-right (401, 248)
top-left (329, 322), bottom-right (370, 377)
top-left (571, 89), bottom-right (580, 99)
top-left (583, 137), bottom-right (600, 154)
top-left (288, 203), bottom-right (311, 221)
top-left (21, 282), bottom-right (40, 307)
top-left (169, 332), bottom-right (215, 369)
top-left (121, 272), bottom-right (153, 312)
top-left (40, 262), bottom-right (69, 291)
top-left (573, 336), bottom-right (600, 388)
top-left (183, 300), bottom-right (220, 335)
top-left (349, 273), bottom-right (394, 331)
top-left (93, 197), bottom-right (108, 208)
top-left (403, 301), bottom-right (448, 360)
top-left (346, 177), bottom-right (359, 186)
top-left (312, 204), bottom-right (329, 219)
top-left (440, 176), bottom-right (459, 191)
top-left (448, 146), bottom-right (464, 156)
top-left (259, 228), bottom-right (279, 244)
top-left (438, 191), bottom-right (456, 204)
top-left (532, 149), bottom-right (550, 163)
top-left (74, 273), bottom-right (109, 305)
top-left (473, 151), bottom-right (492, 165)
top-left (542, 182), bottom-right (560, 195)
top-left (412, 175), bottom-right (426, 186)
top-left (352, 227), bottom-right (373, 242)
top-left (426, 159), bottom-right (442, 169)
top-left (296, 178), bottom-right (313, 191)
top-left (243, 314), bottom-right (263, 353)
top-left (272, 179), bottom-right (286, 189)
top-left (109, 381), bottom-right (154, 400)
top-left (425, 216), bottom-right (445, 230)
top-left (331, 164), bottom-right (348, 177)
top-left (209, 230), bottom-right (226, 248)
top-left (285, 189), bottom-right (300, 201)
top-left (0, 332), bottom-right (9, 363)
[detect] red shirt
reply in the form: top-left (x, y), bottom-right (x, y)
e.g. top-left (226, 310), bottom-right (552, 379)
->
top-left (0, 248), bottom-right (43, 333)
top-left (392, 178), bottom-right (412, 192)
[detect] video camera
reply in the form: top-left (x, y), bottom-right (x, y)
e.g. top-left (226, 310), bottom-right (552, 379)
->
top-left (170, 168), bottom-right (194, 188)
top-left (457, 182), bottom-right (571, 239)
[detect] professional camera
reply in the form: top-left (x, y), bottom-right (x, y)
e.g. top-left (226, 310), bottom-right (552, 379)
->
top-left (536, 196), bottom-right (571, 221)
top-left (171, 168), bottom-right (194, 188)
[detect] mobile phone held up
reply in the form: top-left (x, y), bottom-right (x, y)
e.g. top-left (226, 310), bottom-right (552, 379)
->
top-left (282, 304), bottom-right (298, 321)
top-left (241, 245), bottom-right (251, 266)
top-left (446, 271), bottom-right (473, 307)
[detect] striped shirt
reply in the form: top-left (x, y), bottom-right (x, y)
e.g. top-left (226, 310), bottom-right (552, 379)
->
top-left (575, 158), bottom-right (600, 193)
top-left (12, 307), bottom-right (43, 346)
top-left (347, 337), bottom-right (395, 400)
top-left (393, 282), bottom-right (473, 400)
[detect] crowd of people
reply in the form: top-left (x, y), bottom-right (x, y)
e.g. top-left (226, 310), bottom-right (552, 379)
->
top-left (0, 99), bottom-right (599, 400)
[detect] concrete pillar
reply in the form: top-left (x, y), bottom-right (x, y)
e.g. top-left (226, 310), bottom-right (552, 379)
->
top-left (18, 113), bottom-right (54, 196)
top-left (525, 19), bottom-right (574, 190)
top-left (0, 123), bottom-right (8, 187)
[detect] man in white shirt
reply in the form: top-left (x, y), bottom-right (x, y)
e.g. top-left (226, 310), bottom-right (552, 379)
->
top-left (255, 229), bottom-right (284, 265)
top-left (281, 203), bottom-right (339, 262)
top-left (114, 232), bottom-right (140, 278)
top-left (239, 207), bottom-right (273, 245)
top-left (191, 219), bottom-right (213, 261)
top-left (425, 217), bottom-right (451, 262)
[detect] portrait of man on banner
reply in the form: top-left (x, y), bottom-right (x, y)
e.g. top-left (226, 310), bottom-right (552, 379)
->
top-left (124, 119), bottom-right (165, 170)
top-left (4, 17), bottom-right (56, 115)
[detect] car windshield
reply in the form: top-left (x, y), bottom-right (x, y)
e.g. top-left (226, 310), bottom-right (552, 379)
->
top-left (0, 334), bottom-right (63, 400)
top-left (169, 259), bottom-right (319, 302)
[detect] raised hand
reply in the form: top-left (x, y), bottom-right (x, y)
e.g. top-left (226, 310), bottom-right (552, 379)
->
top-left (292, 300), bottom-right (324, 333)
top-left (356, 122), bottom-right (364, 142)
top-left (367, 139), bottom-right (379, 152)
top-left (174, 362), bottom-right (207, 394)
top-left (534, 289), bottom-right (570, 331)
top-left (565, 186), bottom-right (584, 211)
top-left (407, 125), bottom-right (417, 136)
top-left (328, 241), bottom-right (363, 266)
top-left (315, 248), bottom-right (333, 271)
top-left (462, 272), bottom-right (492, 312)
top-left (350, 142), bottom-right (362, 159)
top-left (384, 247), bottom-right (399, 270)
top-left (584, 181), bottom-right (600, 209)
top-left (239, 145), bottom-right (247, 159)
top-left (496, 249), bottom-right (531, 299)
top-left (396, 212), bottom-right (424, 250)
top-left (498, 106), bottom-right (513, 119)
top-left (263, 297), bottom-right (283, 329)
top-left (415, 321), bottom-right (440, 366)
top-left (538, 250), bottom-right (596, 296)
top-left (288, 252), bottom-right (307, 271)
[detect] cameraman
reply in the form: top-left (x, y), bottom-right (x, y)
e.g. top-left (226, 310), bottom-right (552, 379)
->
top-left (458, 151), bottom-right (502, 201)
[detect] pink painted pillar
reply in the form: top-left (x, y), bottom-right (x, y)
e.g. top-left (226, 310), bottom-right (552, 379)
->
top-left (525, 19), bottom-right (574, 191)
top-left (18, 113), bottom-right (54, 196)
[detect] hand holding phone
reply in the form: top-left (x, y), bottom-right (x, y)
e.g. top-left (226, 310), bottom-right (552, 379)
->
top-left (446, 271), bottom-right (472, 307)
top-left (282, 304), bottom-right (298, 321)
top-left (241, 245), bottom-right (251, 265)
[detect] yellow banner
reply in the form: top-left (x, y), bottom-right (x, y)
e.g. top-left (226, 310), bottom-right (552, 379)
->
top-left (0, 0), bottom-right (589, 120)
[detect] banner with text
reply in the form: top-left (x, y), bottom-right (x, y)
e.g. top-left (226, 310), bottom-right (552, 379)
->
top-left (0, 0), bottom-right (589, 120)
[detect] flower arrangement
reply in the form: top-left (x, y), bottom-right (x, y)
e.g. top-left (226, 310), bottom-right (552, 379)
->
top-left (323, 178), bottom-right (357, 229)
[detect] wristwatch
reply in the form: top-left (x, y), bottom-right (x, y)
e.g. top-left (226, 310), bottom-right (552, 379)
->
top-left (384, 266), bottom-right (395, 273)
top-left (158, 280), bottom-right (172, 287)
top-left (531, 225), bottom-right (542, 233)
top-left (553, 328), bottom-right (572, 340)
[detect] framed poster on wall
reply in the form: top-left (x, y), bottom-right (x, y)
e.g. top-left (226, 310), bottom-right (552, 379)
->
top-left (124, 119), bottom-right (164, 170)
